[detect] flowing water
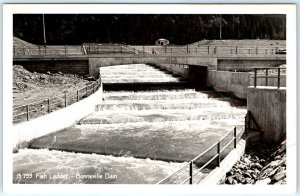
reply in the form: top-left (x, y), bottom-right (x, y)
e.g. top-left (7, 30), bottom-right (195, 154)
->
top-left (13, 64), bottom-right (247, 184)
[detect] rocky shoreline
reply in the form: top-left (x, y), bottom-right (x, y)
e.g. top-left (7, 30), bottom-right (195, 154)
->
top-left (220, 139), bottom-right (286, 185)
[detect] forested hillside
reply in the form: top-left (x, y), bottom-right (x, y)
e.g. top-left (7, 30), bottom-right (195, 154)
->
top-left (13, 14), bottom-right (285, 45)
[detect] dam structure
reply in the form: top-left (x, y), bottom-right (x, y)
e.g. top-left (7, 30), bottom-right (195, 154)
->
top-left (14, 63), bottom-right (247, 184)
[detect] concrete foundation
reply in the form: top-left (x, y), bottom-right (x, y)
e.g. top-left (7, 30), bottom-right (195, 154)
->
top-left (247, 87), bottom-right (286, 142)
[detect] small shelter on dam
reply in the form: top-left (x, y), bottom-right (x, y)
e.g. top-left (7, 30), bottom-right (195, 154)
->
top-left (155, 38), bottom-right (170, 46)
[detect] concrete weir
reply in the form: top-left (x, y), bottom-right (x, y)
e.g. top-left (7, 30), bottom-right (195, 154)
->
top-left (13, 63), bottom-right (247, 184)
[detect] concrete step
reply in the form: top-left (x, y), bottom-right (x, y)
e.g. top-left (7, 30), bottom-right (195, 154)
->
top-left (81, 108), bottom-right (247, 124)
top-left (103, 90), bottom-right (208, 100)
top-left (96, 99), bottom-right (231, 111)
top-left (103, 81), bottom-right (192, 91)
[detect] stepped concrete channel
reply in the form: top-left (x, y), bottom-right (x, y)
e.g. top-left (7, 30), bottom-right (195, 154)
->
top-left (13, 64), bottom-right (246, 184)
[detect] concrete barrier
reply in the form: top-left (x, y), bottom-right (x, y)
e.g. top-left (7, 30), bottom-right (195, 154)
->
top-left (13, 85), bottom-right (103, 151)
top-left (247, 87), bottom-right (286, 142)
top-left (207, 70), bottom-right (286, 99)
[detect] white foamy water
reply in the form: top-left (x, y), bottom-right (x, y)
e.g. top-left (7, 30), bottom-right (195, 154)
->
top-left (16, 64), bottom-right (246, 184)
top-left (13, 149), bottom-right (186, 184)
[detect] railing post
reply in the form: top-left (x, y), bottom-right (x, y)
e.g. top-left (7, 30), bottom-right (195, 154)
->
top-left (189, 161), bottom-right (193, 184)
top-left (86, 86), bottom-right (88, 96)
top-left (26, 105), bottom-right (30, 121)
top-left (234, 127), bottom-right (237, 148)
top-left (48, 98), bottom-right (51, 113)
top-left (236, 46), bottom-right (238, 54)
top-left (208, 46), bottom-right (209, 54)
top-left (265, 68), bottom-right (269, 86)
top-left (65, 45), bottom-right (67, 55)
top-left (38, 45), bottom-right (41, 55)
top-left (64, 94), bottom-right (67, 107)
top-left (277, 68), bottom-right (281, 88)
top-left (256, 47), bottom-right (258, 55)
top-left (143, 45), bottom-right (145, 54)
top-left (248, 48), bottom-right (251, 54)
top-left (214, 47), bottom-right (217, 54)
top-left (254, 68), bottom-right (257, 87)
top-left (120, 46), bottom-right (122, 54)
top-left (217, 142), bottom-right (221, 167)
top-left (187, 45), bottom-right (189, 54)
top-left (195, 48), bottom-right (197, 54)
top-left (93, 83), bottom-right (95, 93)
top-left (77, 90), bottom-right (79, 102)
top-left (171, 48), bottom-right (172, 54)
top-left (165, 45), bottom-right (167, 54)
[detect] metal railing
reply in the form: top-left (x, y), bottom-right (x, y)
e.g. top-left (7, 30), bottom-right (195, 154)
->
top-left (157, 127), bottom-right (244, 184)
top-left (253, 67), bottom-right (286, 88)
top-left (13, 44), bottom-right (286, 57)
top-left (13, 78), bottom-right (101, 124)
top-left (13, 45), bottom-right (85, 56)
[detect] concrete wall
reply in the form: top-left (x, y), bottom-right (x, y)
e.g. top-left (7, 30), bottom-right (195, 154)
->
top-left (13, 85), bottom-right (103, 151)
top-left (217, 59), bottom-right (286, 72)
top-left (207, 70), bottom-right (286, 99)
top-left (247, 87), bottom-right (286, 142)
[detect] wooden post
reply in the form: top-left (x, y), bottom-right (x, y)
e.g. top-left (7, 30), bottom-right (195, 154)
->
top-left (65, 45), bottom-right (67, 55)
top-left (48, 99), bottom-right (51, 113)
top-left (189, 161), bottom-right (193, 184)
top-left (208, 46), bottom-right (210, 54)
top-left (26, 105), bottom-right (30, 121)
top-left (86, 86), bottom-right (88, 96)
top-left (77, 90), bottom-right (79, 102)
top-left (39, 45), bottom-right (41, 55)
top-left (256, 47), bottom-right (258, 55)
top-left (254, 68), bottom-right (257, 87)
top-left (217, 142), bottom-right (221, 167)
top-left (265, 68), bottom-right (269, 86)
top-left (278, 68), bottom-right (281, 88)
top-left (234, 127), bottom-right (237, 148)
top-left (236, 46), bottom-right (238, 54)
top-left (65, 94), bottom-right (67, 107)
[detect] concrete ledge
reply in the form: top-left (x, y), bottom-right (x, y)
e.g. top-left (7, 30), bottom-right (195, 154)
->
top-left (200, 139), bottom-right (246, 185)
top-left (13, 85), bottom-right (103, 151)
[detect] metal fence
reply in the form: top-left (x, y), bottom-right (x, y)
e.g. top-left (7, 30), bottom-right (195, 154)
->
top-left (157, 126), bottom-right (244, 184)
top-left (252, 67), bottom-right (286, 88)
top-left (13, 44), bottom-right (286, 57)
top-left (13, 45), bottom-right (85, 56)
top-left (13, 78), bottom-right (101, 124)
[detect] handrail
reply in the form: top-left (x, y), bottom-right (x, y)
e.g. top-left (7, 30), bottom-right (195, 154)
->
top-left (157, 127), bottom-right (242, 184)
top-left (13, 77), bottom-right (101, 124)
top-left (13, 45), bottom-right (286, 57)
top-left (252, 67), bottom-right (286, 88)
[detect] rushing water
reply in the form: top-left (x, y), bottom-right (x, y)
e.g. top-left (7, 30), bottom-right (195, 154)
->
top-left (13, 64), bottom-right (247, 184)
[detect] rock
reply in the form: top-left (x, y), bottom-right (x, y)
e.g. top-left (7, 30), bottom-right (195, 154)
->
top-left (255, 178), bottom-right (271, 185)
top-left (242, 157), bottom-right (251, 164)
top-left (243, 172), bottom-right (252, 179)
top-left (58, 71), bottom-right (63, 75)
top-left (47, 71), bottom-right (51, 74)
top-left (274, 155), bottom-right (281, 160)
top-left (251, 163), bottom-right (263, 170)
top-left (267, 167), bottom-right (280, 177)
top-left (257, 168), bottom-right (273, 180)
top-left (226, 176), bottom-right (234, 184)
top-left (24, 76), bottom-right (30, 80)
top-left (40, 74), bottom-right (47, 79)
top-left (273, 171), bottom-right (286, 182)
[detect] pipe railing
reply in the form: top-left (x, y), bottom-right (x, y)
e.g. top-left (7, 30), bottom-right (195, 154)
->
top-left (252, 67), bottom-right (286, 88)
top-left (13, 45), bottom-right (286, 57)
top-left (13, 78), bottom-right (101, 124)
top-left (157, 127), bottom-right (243, 184)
